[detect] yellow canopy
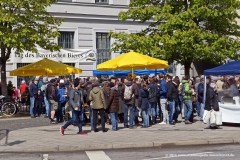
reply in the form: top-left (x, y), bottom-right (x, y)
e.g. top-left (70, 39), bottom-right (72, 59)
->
top-left (97, 51), bottom-right (168, 71)
top-left (10, 58), bottom-right (82, 76)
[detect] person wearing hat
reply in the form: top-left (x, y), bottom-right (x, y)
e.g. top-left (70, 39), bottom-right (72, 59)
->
top-left (60, 80), bottom-right (87, 135)
top-left (19, 80), bottom-right (28, 95)
top-left (29, 77), bottom-right (39, 118)
top-left (89, 81), bottom-right (107, 132)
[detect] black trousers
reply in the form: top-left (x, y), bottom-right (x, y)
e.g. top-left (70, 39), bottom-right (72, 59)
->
top-left (93, 108), bottom-right (105, 130)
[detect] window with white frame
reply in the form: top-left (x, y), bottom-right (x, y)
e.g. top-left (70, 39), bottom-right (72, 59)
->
top-left (95, 0), bottom-right (108, 4)
top-left (96, 32), bottom-right (111, 64)
top-left (58, 31), bottom-right (74, 49)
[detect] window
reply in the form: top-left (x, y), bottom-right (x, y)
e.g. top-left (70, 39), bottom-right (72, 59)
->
top-left (95, 0), bottom-right (108, 4)
top-left (58, 31), bottom-right (74, 49)
top-left (96, 33), bottom-right (111, 65)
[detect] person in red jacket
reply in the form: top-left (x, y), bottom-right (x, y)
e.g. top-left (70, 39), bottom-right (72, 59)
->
top-left (19, 80), bottom-right (28, 94)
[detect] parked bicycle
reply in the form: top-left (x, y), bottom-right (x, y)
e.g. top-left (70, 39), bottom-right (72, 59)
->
top-left (0, 96), bottom-right (17, 116)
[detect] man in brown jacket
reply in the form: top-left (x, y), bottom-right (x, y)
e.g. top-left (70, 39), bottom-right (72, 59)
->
top-left (89, 82), bottom-right (107, 132)
top-left (107, 82), bottom-right (120, 131)
top-left (122, 76), bottom-right (139, 129)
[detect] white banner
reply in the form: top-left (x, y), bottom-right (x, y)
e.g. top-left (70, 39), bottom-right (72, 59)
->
top-left (8, 48), bottom-right (97, 63)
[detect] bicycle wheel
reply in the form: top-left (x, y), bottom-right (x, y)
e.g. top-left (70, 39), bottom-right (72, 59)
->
top-left (1, 102), bottom-right (17, 116)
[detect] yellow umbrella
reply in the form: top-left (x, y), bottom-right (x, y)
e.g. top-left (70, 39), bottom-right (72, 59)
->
top-left (10, 58), bottom-right (82, 76)
top-left (97, 51), bottom-right (168, 71)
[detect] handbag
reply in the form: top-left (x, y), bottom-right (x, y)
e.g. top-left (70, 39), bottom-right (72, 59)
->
top-left (210, 110), bottom-right (216, 126)
top-left (203, 110), bottom-right (210, 124)
top-left (215, 110), bottom-right (222, 125)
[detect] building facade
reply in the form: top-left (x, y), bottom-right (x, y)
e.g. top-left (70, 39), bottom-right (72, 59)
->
top-left (6, 0), bottom-right (149, 87)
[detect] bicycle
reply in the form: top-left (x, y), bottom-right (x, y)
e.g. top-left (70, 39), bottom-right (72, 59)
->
top-left (0, 96), bottom-right (17, 116)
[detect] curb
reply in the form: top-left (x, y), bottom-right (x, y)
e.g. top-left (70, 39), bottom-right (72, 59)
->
top-left (1, 138), bottom-right (240, 153)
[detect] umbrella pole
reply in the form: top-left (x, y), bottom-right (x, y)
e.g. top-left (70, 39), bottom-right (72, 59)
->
top-left (132, 68), bottom-right (133, 78)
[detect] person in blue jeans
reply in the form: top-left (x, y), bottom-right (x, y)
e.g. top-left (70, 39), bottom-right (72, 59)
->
top-left (57, 79), bottom-right (67, 123)
top-left (60, 81), bottom-right (87, 135)
top-left (197, 78), bottom-right (204, 121)
top-left (138, 83), bottom-right (150, 128)
top-left (41, 77), bottom-right (50, 118)
top-left (29, 78), bottom-right (39, 118)
top-left (148, 77), bottom-right (158, 125)
top-left (181, 75), bottom-right (193, 124)
top-left (122, 76), bottom-right (139, 129)
top-left (37, 77), bottom-right (44, 116)
top-left (167, 77), bottom-right (179, 125)
top-left (107, 82), bottom-right (120, 131)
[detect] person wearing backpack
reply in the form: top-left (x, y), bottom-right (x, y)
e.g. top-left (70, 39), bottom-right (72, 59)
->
top-left (122, 76), bottom-right (139, 129)
top-left (148, 77), bottom-right (158, 125)
top-left (46, 79), bottom-right (58, 124)
top-left (57, 79), bottom-right (67, 123)
top-left (181, 75), bottom-right (193, 124)
top-left (60, 80), bottom-right (87, 136)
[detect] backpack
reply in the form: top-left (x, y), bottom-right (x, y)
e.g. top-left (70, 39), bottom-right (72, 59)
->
top-left (178, 83), bottom-right (185, 96)
top-left (46, 84), bottom-right (57, 101)
top-left (58, 87), bottom-right (66, 103)
top-left (124, 85), bottom-right (133, 100)
top-left (41, 84), bottom-right (48, 96)
top-left (148, 88), bottom-right (152, 99)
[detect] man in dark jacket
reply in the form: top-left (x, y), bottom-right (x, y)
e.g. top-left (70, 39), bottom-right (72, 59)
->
top-left (167, 77), bottom-right (179, 125)
top-left (148, 77), bottom-right (158, 124)
top-left (122, 76), bottom-right (139, 129)
top-left (29, 77), bottom-right (39, 118)
top-left (133, 78), bottom-right (140, 125)
top-left (107, 82), bottom-right (120, 131)
top-left (205, 77), bottom-right (219, 112)
top-left (197, 78), bottom-right (204, 121)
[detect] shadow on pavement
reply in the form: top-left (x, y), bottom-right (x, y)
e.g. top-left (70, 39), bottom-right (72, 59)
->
top-left (0, 129), bottom-right (9, 145)
top-left (6, 140), bottom-right (26, 146)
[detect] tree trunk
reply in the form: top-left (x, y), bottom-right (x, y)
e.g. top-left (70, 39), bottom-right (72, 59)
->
top-left (1, 58), bottom-right (7, 96)
top-left (184, 62), bottom-right (191, 76)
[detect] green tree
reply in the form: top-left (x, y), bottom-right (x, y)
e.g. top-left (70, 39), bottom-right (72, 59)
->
top-left (0, 0), bottom-right (62, 96)
top-left (110, 0), bottom-right (240, 75)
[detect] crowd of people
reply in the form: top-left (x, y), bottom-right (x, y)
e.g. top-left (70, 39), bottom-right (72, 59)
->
top-left (4, 74), bottom-right (240, 135)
